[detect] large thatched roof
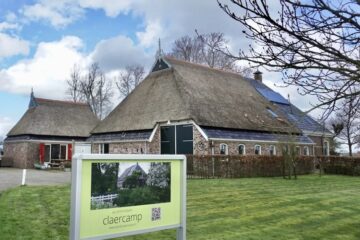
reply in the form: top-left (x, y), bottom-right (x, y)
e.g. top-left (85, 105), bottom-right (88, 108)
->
top-left (92, 57), bottom-right (300, 134)
top-left (8, 97), bottom-right (99, 138)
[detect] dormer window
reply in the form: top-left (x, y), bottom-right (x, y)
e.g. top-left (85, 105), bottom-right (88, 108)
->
top-left (267, 108), bottom-right (278, 118)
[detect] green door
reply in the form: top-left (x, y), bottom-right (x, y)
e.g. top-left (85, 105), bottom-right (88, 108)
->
top-left (160, 124), bottom-right (193, 154)
top-left (161, 126), bottom-right (175, 154)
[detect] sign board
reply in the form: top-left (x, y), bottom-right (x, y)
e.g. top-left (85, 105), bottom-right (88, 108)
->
top-left (70, 154), bottom-right (186, 240)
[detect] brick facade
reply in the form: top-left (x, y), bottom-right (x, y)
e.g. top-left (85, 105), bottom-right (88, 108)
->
top-left (3, 141), bottom-right (39, 168)
top-left (92, 126), bottom-right (161, 154)
top-left (91, 124), bottom-right (318, 157)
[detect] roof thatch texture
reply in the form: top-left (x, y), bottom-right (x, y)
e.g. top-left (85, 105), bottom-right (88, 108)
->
top-left (8, 98), bottom-right (99, 137)
top-left (92, 57), bottom-right (299, 134)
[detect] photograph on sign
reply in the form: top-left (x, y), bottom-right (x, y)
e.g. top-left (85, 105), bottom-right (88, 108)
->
top-left (91, 162), bottom-right (171, 210)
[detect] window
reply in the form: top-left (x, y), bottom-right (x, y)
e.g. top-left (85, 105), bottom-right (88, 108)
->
top-left (295, 146), bottom-right (301, 155)
top-left (238, 144), bottom-right (246, 155)
top-left (49, 144), bottom-right (67, 160)
top-left (220, 143), bottom-right (228, 155)
top-left (303, 146), bottom-right (309, 156)
top-left (254, 145), bottom-right (261, 155)
top-left (269, 145), bottom-right (276, 156)
top-left (100, 143), bottom-right (110, 154)
top-left (267, 108), bottom-right (278, 117)
top-left (323, 141), bottom-right (329, 156)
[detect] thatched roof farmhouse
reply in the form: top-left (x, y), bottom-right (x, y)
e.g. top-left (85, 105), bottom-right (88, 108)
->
top-left (3, 92), bottom-right (99, 168)
top-left (90, 56), bottom-right (332, 157)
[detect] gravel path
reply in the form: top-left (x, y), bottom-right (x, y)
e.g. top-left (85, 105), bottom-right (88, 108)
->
top-left (0, 168), bottom-right (71, 191)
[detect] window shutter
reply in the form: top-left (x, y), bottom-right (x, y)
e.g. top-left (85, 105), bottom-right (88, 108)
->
top-left (68, 144), bottom-right (73, 161)
top-left (39, 143), bottom-right (45, 163)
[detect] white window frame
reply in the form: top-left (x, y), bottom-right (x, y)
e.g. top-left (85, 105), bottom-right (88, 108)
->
top-left (323, 141), bottom-right (330, 156)
top-left (303, 146), bottom-right (309, 156)
top-left (220, 143), bottom-right (228, 155)
top-left (254, 145), bottom-right (261, 155)
top-left (238, 144), bottom-right (246, 155)
top-left (295, 146), bottom-right (301, 156)
top-left (269, 145), bottom-right (276, 156)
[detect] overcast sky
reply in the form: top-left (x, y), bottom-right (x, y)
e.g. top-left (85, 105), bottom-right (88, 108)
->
top-left (0, 0), bottom-right (323, 139)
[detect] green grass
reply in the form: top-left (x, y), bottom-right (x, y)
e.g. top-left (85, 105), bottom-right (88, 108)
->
top-left (1, 175), bottom-right (360, 239)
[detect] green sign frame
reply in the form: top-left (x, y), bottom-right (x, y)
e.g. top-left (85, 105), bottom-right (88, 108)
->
top-left (70, 154), bottom-right (186, 240)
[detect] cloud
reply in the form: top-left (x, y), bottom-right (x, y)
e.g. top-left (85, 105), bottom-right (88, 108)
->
top-left (21, 0), bottom-right (84, 28)
top-left (78, 0), bottom-right (132, 17)
top-left (89, 35), bottom-right (151, 71)
top-left (0, 22), bottom-right (21, 32)
top-left (0, 36), bottom-right (85, 99)
top-left (0, 117), bottom-right (15, 139)
top-left (0, 33), bottom-right (29, 58)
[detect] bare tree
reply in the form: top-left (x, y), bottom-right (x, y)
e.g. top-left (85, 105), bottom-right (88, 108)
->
top-left (79, 63), bottom-right (113, 120)
top-left (66, 63), bottom-right (113, 120)
top-left (169, 32), bottom-right (252, 77)
top-left (66, 64), bottom-right (82, 102)
top-left (329, 94), bottom-right (360, 156)
top-left (116, 65), bottom-right (145, 98)
top-left (218, 0), bottom-right (360, 117)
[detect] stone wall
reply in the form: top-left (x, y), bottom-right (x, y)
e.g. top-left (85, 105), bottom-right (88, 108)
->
top-left (211, 141), bottom-right (314, 156)
top-left (3, 141), bottom-right (39, 168)
top-left (91, 127), bottom-right (161, 154)
top-left (309, 136), bottom-right (332, 156)
top-left (148, 126), bottom-right (160, 154)
top-left (193, 127), bottom-right (210, 155)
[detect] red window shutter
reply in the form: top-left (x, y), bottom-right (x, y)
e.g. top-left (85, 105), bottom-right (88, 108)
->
top-left (68, 144), bottom-right (73, 161)
top-left (39, 143), bottom-right (45, 163)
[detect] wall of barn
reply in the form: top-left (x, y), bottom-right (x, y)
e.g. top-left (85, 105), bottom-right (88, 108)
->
top-left (3, 141), bottom-right (39, 168)
top-left (91, 127), bottom-right (161, 154)
top-left (210, 141), bottom-right (314, 156)
top-left (90, 125), bottom-right (318, 157)
top-left (309, 136), bottom-right (332, 156)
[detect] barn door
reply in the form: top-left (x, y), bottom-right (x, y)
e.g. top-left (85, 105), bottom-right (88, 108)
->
top-left (176, 125), bottom-right (193, 154)
top-left (161, 126), bottom-right (175, 154)
top-left (160, 124), bottom-right (193, 154)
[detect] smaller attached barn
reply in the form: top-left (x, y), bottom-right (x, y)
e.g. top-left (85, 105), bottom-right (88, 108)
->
top-left (3, 92), bottom-right (99, 168)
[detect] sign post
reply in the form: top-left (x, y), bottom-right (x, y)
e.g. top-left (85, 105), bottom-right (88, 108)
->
top-left (70, 154), bottom-right (186, 240)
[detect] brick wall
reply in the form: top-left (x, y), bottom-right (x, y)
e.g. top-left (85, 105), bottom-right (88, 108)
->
top-left (211, 140), bottom-right (314, 156)
top-left (148, 126), bottom-right (160, 154)
top-left (91, 127), bottom-right (161, 154)
top-left (3, 141), bottom-right (39, 168)
top-left (309, 136), bottom-right (332, 156)
top-left (193, 126), bottom-right (210, 155)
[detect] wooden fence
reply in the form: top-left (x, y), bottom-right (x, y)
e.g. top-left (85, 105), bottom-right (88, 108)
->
top-left (91, 194), bottom-right (118, 204)
top-left (186, 155), bottom-right (315, 179)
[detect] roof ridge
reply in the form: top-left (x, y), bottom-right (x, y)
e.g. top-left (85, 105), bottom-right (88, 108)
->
top-left (35, 97), bottom-right (88, 106)
top-left (164, 56), bottom-right (249, 79)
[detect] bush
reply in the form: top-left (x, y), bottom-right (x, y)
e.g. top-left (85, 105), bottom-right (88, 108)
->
top-left (114, 186), bottom-right (170, 207)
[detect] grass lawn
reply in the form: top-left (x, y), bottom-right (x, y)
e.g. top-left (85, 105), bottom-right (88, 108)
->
top-left (0, 175), bottom-right (360, 240)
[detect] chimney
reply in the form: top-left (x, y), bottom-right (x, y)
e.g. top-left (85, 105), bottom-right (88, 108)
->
top-left (254, 70), bottom-right (263, 82)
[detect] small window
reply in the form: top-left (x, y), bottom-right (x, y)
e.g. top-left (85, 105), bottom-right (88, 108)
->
top-left (323, 141), bottom-right (329, 156)
top-left (220, 143), bottom-right (228, 155)
top-left (254, 145), bottom-right (261, 155)
top-left (267, 108), bottom-right (278, 117)
top-left (295, 146), bottom-right (301, 155)
top-left (269, 145), bottom-right (276, 156)
top-left (60, 144), bottom-right (67, 159)
top-left (303, 146), bottom-right (309, 156)
top-left (238, 144), bottom-right (246, 155)
top-left (283, 145), bottom-right (289, 154)
top-left (100, 143), bottom-right (110, 154)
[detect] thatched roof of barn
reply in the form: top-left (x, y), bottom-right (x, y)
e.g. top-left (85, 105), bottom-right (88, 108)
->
top-left (92, 57), bottom-right (300, 134)
top-left (8, 97), bottom-right (99, 138)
